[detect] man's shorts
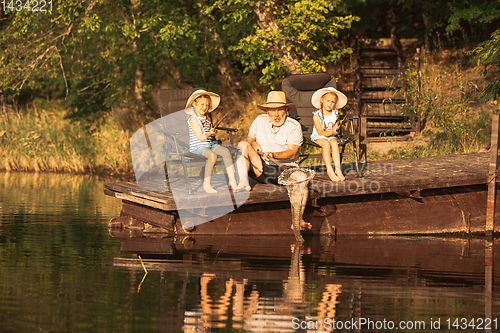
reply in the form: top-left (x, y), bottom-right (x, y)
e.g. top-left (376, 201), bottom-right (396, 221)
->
top-left (249, 157), bottom-right (281, 185)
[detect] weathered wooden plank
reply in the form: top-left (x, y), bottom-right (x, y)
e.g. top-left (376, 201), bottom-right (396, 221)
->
top-left (366, 121), bottom-right (412, 130)
top-left (362, 103), bottom-right (405, 117)
top-left (362, 77), bottom-right (404, 89)
top-left (361, 91), bottom-right (405, 101)
top-left (360, 50), bottom-right (397, 57)
top-left (486, 114), bottom-right (499, 238)
top-left (360, 68), bottom-right (400, 77)
top-left (121, 200), bottom-right (175, 231)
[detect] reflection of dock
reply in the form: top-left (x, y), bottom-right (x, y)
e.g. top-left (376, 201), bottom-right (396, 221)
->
top-left (103, 236), bottom-right (498, 333)
top-left (105, 152), bottom-right (500, 235)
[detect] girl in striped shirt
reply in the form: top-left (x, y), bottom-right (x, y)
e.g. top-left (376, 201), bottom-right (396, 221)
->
top-left (187, 90), bottom-right (238, 193)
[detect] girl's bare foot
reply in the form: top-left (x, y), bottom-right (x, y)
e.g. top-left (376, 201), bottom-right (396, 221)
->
top-left (228, 181), bottom-right (238, 191)
top-left (327, 170), bottom-right (341, 182)
top-left (203, 184), bottom-right (218, 193)
top-left (235, 181), bottom-right (251, 192)
top-left (335, 171), bottom-right (345, 181)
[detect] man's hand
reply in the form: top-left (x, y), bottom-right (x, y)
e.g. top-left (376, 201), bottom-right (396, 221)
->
top-left (262, 151), bottom-right (273, 162)
top-left (250, 141), bottom-right (262, 153)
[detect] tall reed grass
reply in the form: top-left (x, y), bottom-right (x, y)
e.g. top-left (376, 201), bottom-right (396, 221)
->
top-left (0, 100), bottom-right (132, 175)
top-left (371, 49), bottom-right (496, 161)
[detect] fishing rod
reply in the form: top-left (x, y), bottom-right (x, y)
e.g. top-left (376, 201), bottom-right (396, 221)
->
top-left (212, 109), bottom-right (236, 129)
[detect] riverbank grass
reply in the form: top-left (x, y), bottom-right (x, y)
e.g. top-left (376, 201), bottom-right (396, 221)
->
top-left (0, 101), bottom-right (132, 175)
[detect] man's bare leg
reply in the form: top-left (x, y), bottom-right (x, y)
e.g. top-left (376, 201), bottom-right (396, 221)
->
top-left (235, 141), bottom-right (262, 191)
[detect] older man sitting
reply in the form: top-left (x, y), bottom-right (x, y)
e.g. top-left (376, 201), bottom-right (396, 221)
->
top-left (235, 91), bottom-right (305, 190)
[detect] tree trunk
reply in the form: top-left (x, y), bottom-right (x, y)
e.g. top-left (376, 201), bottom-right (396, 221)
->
top-left (252, 3), bottom-right (301, 74)
top-left (113, 0), bottom-right (156, 119)
top-left (212, 29), bottom-right (242, 93)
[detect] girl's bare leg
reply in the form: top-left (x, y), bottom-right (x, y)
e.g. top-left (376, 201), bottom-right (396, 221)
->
top-left (202, 150), bottom-right (218, 193)
top-left (330, 139), bottom-right (345, 181)
top-left (316, 138), bottom-right (340, 182)
top-left (214, 146), bottom-right (238, 189)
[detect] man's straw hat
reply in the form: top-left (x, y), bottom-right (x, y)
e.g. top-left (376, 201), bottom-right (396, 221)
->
top-left (258, 91), bottom-right (296, 111)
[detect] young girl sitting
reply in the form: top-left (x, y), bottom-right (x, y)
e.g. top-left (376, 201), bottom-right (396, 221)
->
top-left (310, 87), bottom-right (348, 182)
top-left (186, 90), bottom-right (238, 193)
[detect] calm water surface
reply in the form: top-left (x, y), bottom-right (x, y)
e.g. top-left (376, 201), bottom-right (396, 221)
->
top-left (0, 172), bottom-right (498, 332)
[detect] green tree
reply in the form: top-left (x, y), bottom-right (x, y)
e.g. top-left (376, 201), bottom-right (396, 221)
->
top-left (204, 0), bottom-right (359, 87)
top-left (470, 28), bottom-right (500, 101)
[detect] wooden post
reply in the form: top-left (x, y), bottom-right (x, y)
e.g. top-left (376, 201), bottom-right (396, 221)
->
top-left (484, 240), bottom-right (493, 332)
top-left (486, 114), bottom-right (499, 239)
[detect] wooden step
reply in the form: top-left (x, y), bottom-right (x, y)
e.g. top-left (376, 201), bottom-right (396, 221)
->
top-left (360, 68), bottom-right (400, 77)
top-left (360, 50), bottom-right (398, 58)
top-left (367, 121), bottom-right (412, 130)
top-left (359, 60), bottom-right (398, 69)
top-left (361, 91), bottom-right (405, 101)
top-left (362, 103), bottom-right (406, 117)
top-left (362, 77), bottom-right (404, 89)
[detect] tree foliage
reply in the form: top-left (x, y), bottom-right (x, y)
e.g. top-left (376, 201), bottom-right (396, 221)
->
top-left (0, 0), bottom-right (357, 120)
top-left (0, 0), bottom-right (498, 124)
top-left (204, 0), bottom-right (358, 87)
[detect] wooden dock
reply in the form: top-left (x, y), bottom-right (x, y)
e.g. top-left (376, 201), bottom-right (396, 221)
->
top-left (105, 152), bottom-right (500, 236)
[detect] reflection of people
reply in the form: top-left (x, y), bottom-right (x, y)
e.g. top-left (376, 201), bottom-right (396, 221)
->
top-left (183, 257), bottom-right (342, 332)
top-left (311, 87), bottom-right (348, 182)
top-left (314, 284), bottom-right (342, 332)
top-left (184, 273), bottom-right (235, 332)
top-left (186, 90), bottom-right (238, 193)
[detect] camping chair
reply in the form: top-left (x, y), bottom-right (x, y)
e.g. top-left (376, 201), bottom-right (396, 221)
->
top-left (157, 89), bottom-right (238, 194)
top-left (282, 73), bottom-right (362, 176)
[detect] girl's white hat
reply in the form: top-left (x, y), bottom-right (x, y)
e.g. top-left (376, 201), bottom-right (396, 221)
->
top-left (311, 87), bottom-right (347, 109)
top-left (185, 90), bottom-right (220, 115)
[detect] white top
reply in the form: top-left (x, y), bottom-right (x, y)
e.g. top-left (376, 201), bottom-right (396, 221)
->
top-left (248, 114), bottom-right (303, 165)
top-left (311, 109), bottom-right (339, 138)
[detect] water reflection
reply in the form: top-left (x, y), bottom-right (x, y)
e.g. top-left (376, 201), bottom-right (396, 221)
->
top-left (106, 235), bottom-right (499, 332)
top-left (0, 172), bottom-right (498, 332)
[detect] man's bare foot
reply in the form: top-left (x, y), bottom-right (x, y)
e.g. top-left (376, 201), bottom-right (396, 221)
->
top-left (203, 184), bottom-right (218, 193)
top-left (235, 181), bottom-right (251, 192)
top-left (228, 181), bottom-right (238, 191)
top-left (291, 221), bottom-right (312, 231)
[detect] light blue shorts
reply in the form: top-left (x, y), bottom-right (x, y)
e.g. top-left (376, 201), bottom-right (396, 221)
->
top-left (190, 141), bottom-right (222, 156)
top-left (311, 133), bottom-right (338, 143)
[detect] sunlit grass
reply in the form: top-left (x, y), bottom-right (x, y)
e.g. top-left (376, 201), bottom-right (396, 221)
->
top-left (0, 101), bottom-right (132, 175)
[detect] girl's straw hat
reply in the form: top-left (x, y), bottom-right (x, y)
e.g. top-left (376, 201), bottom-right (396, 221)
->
top-left (185, 90), bottom-right (220, 115)
top-left (311, 87), bottom-right (347, 109)
top-left (258, 91), bottom-right (296, 111)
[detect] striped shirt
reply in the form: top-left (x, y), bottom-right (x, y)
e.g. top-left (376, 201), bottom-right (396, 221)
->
top-left (188, 114), bottom-right (212, 151)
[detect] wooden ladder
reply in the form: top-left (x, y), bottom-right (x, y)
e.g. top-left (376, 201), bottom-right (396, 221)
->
top-left (356, 38), bottom-right (417, 151)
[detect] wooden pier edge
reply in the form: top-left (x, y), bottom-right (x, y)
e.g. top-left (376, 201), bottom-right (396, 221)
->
top-left (105, 152), bottom-right (500, 237)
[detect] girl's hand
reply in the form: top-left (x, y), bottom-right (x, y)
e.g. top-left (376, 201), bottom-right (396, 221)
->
top-left (207, 127), bottom-right (217, 137)
top-left (333, 122), bottom-right (340, 135)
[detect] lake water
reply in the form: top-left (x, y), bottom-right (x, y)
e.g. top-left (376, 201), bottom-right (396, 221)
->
top-left (0, 172), bottom-right (498, 332)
